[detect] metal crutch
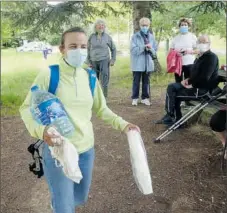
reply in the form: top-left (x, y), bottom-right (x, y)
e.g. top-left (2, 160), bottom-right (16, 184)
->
top-left (153, 90), bottom-right (226, 143)
top-left (153, 101), bottom-right (205, 143)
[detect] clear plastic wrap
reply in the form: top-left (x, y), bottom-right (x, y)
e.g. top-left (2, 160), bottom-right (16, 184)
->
top-left (127, 130), bottom-right (153, 195)
top-left (47, 127), bottom-right (83, 183)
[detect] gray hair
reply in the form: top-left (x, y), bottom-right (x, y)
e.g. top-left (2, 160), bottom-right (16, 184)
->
top-left (93, 19), bottom-right (106, 32)
top-left (139, 17), bottom-right (151, 26)
top-left (198, 34), bottom-right (211, 43)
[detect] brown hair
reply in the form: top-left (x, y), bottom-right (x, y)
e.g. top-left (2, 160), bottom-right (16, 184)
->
top-left (60, 27), bottom-right (86, 46)
top-left (178, 18), bottom-right (191, 27)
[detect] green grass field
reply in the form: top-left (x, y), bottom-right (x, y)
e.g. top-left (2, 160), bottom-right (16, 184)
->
top-left (1, 48), bottom-right (226, 116)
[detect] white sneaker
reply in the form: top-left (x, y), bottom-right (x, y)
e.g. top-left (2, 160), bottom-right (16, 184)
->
top-left (141, 98), bottom-right (151, 106)
top-left (132, 99), bottom-right (138, 106)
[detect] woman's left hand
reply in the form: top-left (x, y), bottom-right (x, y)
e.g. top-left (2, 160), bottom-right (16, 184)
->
top-left (110, 60), bottom-right (115, 66)
top-left (123, 123), bottom-right (140, 134)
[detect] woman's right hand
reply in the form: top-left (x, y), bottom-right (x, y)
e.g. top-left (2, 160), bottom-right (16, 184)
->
top-left (43, 127), bottom-right (62, 146)
top-left (145, 43), bottom-right (152, 49)
top-left (176, 51), bottom-right (183, 57)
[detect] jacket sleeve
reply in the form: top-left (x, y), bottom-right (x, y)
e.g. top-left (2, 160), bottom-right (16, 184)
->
top-left (92, 81), bottom-right (129, 131)
top-left (19, 70), bottom-right (50, 139)
top-left (170, 37), bottom-right (175, 49)
top-left (130, 34), bottom-right (145, 56)
top-left (188, 54), bottom-right (218, 87)
top-left (108, 35), bottom-right (117, 62)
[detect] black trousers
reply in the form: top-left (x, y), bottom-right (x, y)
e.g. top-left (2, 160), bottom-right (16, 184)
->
top-left (131, 71), bottom-right (150, 99)
top-left (165, 83), bottom-right (207, 120)
top-left (210, 110), bottom-right (227, 132)
top-left (175, 64), bottom-right (193, 83)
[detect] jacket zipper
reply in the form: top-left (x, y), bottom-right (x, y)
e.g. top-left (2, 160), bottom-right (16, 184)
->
top-left (73, 69), bottom-right (77, 97)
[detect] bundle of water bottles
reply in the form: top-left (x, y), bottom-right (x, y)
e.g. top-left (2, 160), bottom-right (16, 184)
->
top-left (30, 85), bottom-right (82, 183)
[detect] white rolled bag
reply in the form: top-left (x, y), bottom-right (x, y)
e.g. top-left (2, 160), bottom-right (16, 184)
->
top-left (127, 130), bottom-right (153, 195)
top-left (47, 127), bottom-right (83, 183)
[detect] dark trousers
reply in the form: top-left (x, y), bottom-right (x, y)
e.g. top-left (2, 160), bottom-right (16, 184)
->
top-left (175, 64), bottom-right (193, 83)
top-left (165, 83), bottom-right (207, 120)
top-left (132, 71), bottom-right (150, 99)
top-left (91, 59), bottom-right (110, 97)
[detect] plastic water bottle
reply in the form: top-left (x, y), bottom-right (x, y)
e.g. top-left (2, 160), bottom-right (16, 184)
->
top-left (30, 85), bottom-right (75, 137)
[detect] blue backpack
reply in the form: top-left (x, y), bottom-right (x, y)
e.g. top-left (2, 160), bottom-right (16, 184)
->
top-left (48, 64), bottom-right (97, 97)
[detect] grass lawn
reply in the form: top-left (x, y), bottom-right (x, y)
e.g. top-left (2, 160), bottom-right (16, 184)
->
top-left (1, 48), bottom-right (226, 116)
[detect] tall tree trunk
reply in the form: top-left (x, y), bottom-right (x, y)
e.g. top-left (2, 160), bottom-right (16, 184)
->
top-left (132, 1), bottom-right (151, 33)
top-left (132, 1), bottom-right (162, 72)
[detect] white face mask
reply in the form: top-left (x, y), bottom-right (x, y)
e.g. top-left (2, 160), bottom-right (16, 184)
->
top-left (197, 43), bottom-right (209, 53)
top-left (65, 48), bottom-right (87, 68)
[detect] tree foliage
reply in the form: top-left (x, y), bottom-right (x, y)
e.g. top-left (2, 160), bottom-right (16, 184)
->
top-left (1, 1), bottom-right (226, 45)
top-left (186, 1), bottom-right (226, 38)
top-left (188, 1), bottom-right (227, 14)
top-left (1, 1), bottom-right (125, 40)
top-left (1, 18), bottom-right (12, 41)
top-left (151, 1), bottom-right (226, 45)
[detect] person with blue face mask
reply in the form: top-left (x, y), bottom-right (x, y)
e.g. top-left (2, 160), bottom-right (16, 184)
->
top-left (130, 17), bottom-right (157, 106)
top-left (20, 26), bottom-right (140, 213)
top-left (169, 18), bottom-right (199, 107)
top-left (170, 18), bottom-right (198, 84)
top-left (141, 25), bottom-right (149, 34)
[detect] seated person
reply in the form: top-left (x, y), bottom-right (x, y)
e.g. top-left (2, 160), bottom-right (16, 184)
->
top-left (156, 34), bottom-right (219, 125)
top-left (210, 109), bottom-right (227, 159)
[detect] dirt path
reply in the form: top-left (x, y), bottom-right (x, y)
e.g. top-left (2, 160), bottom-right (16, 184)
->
top-left (1, 88), bottom-right (227, 213)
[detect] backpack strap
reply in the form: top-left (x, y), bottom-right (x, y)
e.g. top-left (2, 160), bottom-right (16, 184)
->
top-left (85, 68), bottom-right (97, 97)
top-left (48, 64), bottom-right (60, 95)
top-left (48, 65), bottom-right (96, 97)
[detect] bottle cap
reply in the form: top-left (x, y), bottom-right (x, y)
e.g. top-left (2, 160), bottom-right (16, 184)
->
top-left (31, 85), bottom-right (39, 92)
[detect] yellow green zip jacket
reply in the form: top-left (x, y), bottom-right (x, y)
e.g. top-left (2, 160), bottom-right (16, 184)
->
top-left (19, 58), bottom-right (129, 153)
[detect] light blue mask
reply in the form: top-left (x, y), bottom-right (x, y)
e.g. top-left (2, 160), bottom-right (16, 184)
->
top-left (180, 26), bottom-right (188, 34)
top-left (141, 26), bottom-right (149, 34)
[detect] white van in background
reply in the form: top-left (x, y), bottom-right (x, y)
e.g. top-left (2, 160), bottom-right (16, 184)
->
top-left (16, 41), bottom-right (52, 53)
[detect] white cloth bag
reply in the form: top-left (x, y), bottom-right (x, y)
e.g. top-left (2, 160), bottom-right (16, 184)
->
top-left (127, 130), bottom-right (153, 195)
top-left (47, 127), bottom-right (83, 183)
